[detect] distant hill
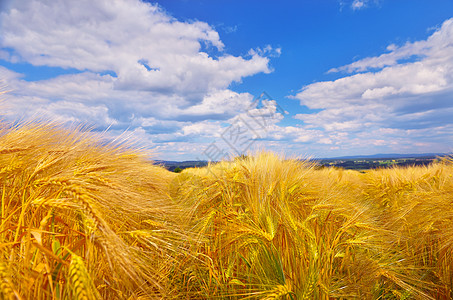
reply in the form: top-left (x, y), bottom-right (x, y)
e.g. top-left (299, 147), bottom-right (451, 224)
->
top-left (322, 153), bottom-right (447, 160)
top-left (154, 160), bottom-right (209, 171)
top-left (155, 153), bottom-right (450, 172)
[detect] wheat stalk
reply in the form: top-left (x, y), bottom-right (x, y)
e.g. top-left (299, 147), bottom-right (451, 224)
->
top-left (0, 261), bottom-right (20, 300)
top-left (69, 254), bottom-right (101, 300)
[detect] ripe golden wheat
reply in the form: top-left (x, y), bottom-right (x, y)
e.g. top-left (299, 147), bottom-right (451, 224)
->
top-left (0, 114), bottom-right (452, 299)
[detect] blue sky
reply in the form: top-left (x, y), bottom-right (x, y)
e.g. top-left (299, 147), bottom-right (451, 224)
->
top-left (1, 0), bottom-right (453, 160)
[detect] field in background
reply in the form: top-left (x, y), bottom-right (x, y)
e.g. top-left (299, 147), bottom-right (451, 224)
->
top-left (1, 121), bottom-right (453, 299)
top-left (159, 155), bottom-right (440, 172)
top-left (316, 156), bottom-right (439, 170)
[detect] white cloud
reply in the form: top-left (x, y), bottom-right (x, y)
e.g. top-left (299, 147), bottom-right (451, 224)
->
top-left (292, 17), bottom-right (453, 154)
top-left (3, 0), bottom-right (451, 159)
top-left (329, 18), bottom-right (453, 73)
top-left (339, 0), bottom-right (379, 11)
top-left (351, 0), bottom-right (366, 10)
top-left (34, 101), bottom-right (118, 127)
top-left (0, 66), bottom-right (22, 81)
top-left (0, 0), bottom-right (279, 159)
top-left (182, 121), bottom-right (223, 137)
top-left (0, 0), bottom-right (271, 98)
top-left (248, 45), bottom-right (282, 58)
top-left (0, 0), bottom-right (273, 99)
top-left (181, 90), bottom-right (254, 119)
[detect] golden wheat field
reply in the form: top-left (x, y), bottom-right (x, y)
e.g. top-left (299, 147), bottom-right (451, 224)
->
top-left (0, 120), bottom-right (453, 299)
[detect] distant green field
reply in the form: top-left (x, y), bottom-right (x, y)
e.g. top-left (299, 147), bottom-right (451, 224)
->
top-left (316, 157), bottom-right (437, 170)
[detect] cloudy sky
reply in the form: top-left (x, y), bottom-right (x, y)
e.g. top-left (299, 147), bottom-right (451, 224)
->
top-left (1, 0), bottom-right (453, 160)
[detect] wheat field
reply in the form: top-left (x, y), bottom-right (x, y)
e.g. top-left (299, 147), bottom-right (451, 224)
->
top-left (0, 119), bottom-right (452, 299)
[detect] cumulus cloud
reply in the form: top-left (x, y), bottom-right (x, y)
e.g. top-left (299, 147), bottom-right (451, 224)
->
top-left (180, 90), bottom-right (255, 120)
top-left (293, 17), bottom-right (453, 154)
top-left (329, 19), bottom-right (453, 73)
top-left (0, 0), bottom-right (272, 97)
top-left (0, 0), bottom-right (278, 159)
top-left (3, 0), bottom-right (450, 159)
